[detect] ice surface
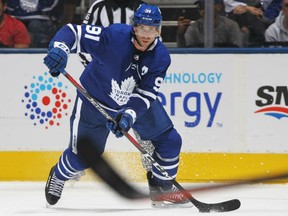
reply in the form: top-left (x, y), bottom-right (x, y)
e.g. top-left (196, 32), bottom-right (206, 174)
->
top-left (0, 181), bottom-right (288, 215)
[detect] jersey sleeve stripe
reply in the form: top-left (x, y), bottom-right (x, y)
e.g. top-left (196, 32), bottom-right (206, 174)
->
top-left (67, 24), bottom-right (78, 50)
top-left (76, 25), bottom-right (82, 53)
top-left (136, 87), bottom-right (157, 100)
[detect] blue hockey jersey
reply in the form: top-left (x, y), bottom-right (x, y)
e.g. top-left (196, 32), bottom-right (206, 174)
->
top-left (49, 23), bottom-right (171, 118)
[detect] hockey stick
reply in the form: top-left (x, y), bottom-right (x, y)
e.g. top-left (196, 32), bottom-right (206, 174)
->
top-left (61, 70), bottom-right (241, 212)
top-left (77, 139), bottom-right (288, 199)
top-left (77, 137), bottom-right (147, 200)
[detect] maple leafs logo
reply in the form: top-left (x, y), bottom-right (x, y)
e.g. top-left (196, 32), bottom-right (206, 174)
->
top-left (20, 0), bottom-right (38, 13)
top-left (109, 77), bottom-right (136, 106)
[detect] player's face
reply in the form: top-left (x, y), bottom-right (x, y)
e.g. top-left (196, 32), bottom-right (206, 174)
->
top-left (133, 25), bottom-right (160, 50)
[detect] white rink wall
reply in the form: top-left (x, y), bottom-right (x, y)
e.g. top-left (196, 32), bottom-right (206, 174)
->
top-left (1, 51), bottom-right (288, 153)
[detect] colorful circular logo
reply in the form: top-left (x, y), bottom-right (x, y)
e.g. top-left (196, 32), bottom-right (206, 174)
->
top-left (22, 72), bottom-right (72, 129)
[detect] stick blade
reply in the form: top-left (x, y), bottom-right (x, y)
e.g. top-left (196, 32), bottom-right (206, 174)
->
top-left (197, 199), bottom-right (241, 213)
top-left (77, 137), bottom-right (147, 199)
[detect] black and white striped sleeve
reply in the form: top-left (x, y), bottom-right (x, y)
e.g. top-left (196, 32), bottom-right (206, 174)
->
top-left (83, 0), bottom-right (111, 27)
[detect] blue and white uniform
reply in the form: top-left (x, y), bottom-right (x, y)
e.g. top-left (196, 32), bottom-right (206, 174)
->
top-left (48, 22), bottom-right (182, 184)
top-left (43, 4), bottom-right (189, 208)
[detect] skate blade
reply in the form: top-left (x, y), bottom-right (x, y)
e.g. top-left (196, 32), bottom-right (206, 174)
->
top-left (152, 200), bottom-right (193, 208)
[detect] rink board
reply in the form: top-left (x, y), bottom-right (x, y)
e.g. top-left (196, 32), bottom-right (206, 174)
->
top-left (0, 151), bottom-right (288, 182)
top-left (1, 49), bottom-right (288, 181)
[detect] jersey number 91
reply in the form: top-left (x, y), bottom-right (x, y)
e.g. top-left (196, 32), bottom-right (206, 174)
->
top-left (84, 25), bottom-right (102, 41)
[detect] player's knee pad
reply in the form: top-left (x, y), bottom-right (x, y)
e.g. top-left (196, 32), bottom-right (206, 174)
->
top-left (154, 127), bottom-right (182, 158)
top-left (54, 147), bottom-right (89, 180)
top-left (166, 128), bottom-right (182, 155)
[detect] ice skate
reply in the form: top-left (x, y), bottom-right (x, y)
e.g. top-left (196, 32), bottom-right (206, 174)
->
top-left (147, 171), bottom-right (192, 208)
top-left (45, 166), bottom-right (65, 206)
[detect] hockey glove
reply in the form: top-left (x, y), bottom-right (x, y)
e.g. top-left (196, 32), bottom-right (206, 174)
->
top-left (107, 108), bottom-right (136, 138)
top-left (43, 42), bottom-right (70, 77)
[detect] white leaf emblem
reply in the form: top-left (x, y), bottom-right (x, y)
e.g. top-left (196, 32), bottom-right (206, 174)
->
top-left (109, 77), bottom-right (136, 106)
top-left (20, 0), bottom-right (39, 12)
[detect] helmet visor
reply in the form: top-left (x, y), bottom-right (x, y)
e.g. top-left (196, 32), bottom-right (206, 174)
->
top-left (134, 25), bottom-right (160, 38)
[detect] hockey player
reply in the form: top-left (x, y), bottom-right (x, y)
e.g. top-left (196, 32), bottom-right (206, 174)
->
top-left (43, 4), bottom-right (191, 208)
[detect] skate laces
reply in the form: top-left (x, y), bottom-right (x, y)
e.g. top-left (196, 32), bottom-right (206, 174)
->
top-left (48, 173), bottom-right (65, 197)
top-left (159, 185), bottom-right (188, 203)
top-left (165, 186), bottom-right (187, 202)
